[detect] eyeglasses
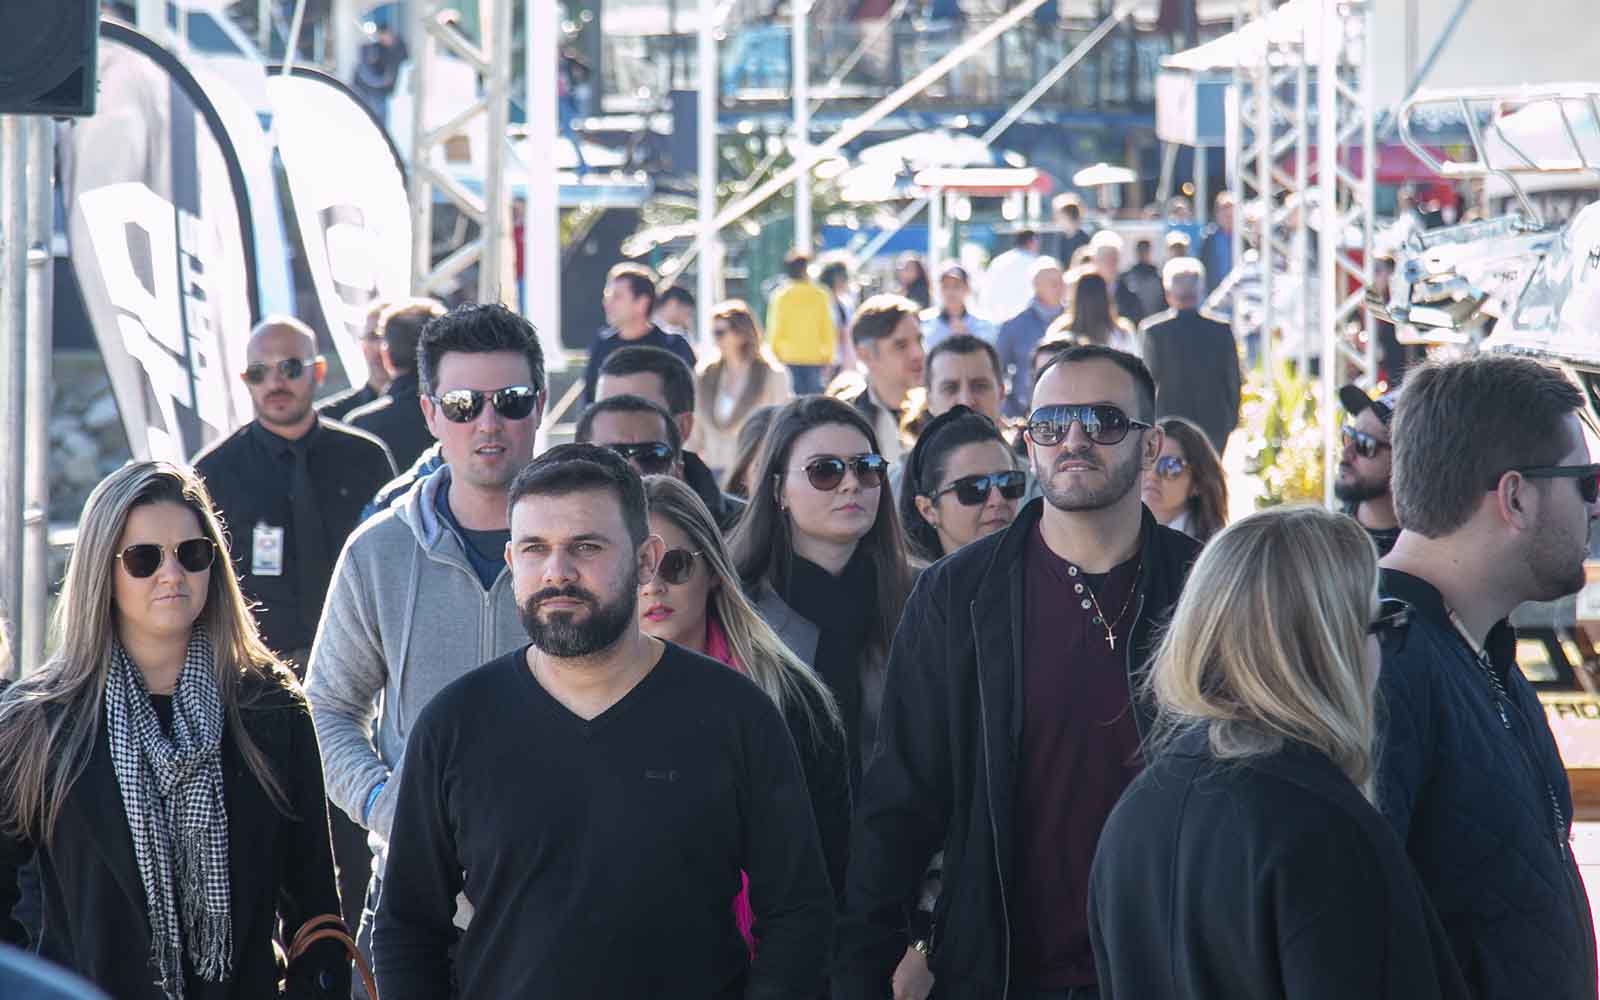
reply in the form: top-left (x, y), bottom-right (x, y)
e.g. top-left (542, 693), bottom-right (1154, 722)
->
top-left (930, 470), bottom-right (1027, 506)
top-left (1342, 425), bottom-right (1391, 460)
top-left (657, 548), bottom-right (704, 585)
top-left (1025, 404), bottom-right (1150, 447)
top-left (605, 441), bottom-right (677, 475)
top-left (1152, 455), bottom-right (1189, 480)
top-left (429, 385), bottom-right (540, 423)
top-left (798, 454), bottom-right (888, 492)
top-left (116, 538), bottom-right (217, 578)
top-left (1495, 463), bottom-right (1600, 504)
top-left (242, 357), bottom-right (317, 384)
top-left (1369, 598), bottom-right (1409, 636)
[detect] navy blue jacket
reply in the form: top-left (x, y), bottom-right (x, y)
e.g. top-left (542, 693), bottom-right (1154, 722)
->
top-left (1376, 569), bottom-right (1597, 1000)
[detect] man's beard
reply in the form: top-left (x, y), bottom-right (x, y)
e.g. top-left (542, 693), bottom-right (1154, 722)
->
top-left (1333, 470), bottom-right (1390, 505)
top-left (1034, 444), bottom-right (1143, 512)
top-left (1527, 513), bottom-right (1589, 603)
top-left (520, 574), bottom-right (638, 658)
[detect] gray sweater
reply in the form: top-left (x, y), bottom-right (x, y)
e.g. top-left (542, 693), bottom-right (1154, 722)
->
top-left (304, 465), bottom-right (526, 871)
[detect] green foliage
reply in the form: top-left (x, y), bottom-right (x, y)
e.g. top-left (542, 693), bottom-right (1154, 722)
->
top-left (1241, 363), bottom-right (1326, 508)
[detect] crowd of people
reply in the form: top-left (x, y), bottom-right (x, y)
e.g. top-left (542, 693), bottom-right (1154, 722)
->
top-left (0, 226), bottom-right (1596, 1000)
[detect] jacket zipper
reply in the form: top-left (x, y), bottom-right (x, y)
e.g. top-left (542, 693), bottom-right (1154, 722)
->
top-left (1122, 593), bottom-right (1148, 740)
top-left (971, 600), bottom-right (1010, 1000)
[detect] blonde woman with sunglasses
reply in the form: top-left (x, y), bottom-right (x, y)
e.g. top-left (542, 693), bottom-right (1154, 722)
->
top-left (0, 463), bottom-right (348, 999)
top-left (1087, 505), bottom-right (1465, 999)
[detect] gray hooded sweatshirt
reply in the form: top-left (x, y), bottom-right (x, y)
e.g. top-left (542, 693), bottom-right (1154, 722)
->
top-left (304, 465), bottom-right (526, 871)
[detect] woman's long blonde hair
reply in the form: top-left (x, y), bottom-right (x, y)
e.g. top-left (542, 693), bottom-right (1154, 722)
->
top-left (0, 462), bottom-right (295, 844)
top-left (1147, 504), bottom-right (1381, 797)
top-left (644, 475), bottom-right (843, 744)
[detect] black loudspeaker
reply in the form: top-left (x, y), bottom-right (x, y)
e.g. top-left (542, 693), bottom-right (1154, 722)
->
top-left (0, 0), bottom-right (98, 117)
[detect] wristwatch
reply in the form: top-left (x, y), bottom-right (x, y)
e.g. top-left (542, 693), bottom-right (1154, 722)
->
top-left (911, 938), bottom-right (931, 958)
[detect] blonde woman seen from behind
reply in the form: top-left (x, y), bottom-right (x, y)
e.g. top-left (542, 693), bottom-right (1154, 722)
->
top-left (687, 300), bottom-right (793, 477)
top-left (1087, 505), bottom-right (1466, 999)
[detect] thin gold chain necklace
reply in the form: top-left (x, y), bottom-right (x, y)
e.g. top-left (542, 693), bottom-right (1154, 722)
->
top-left (1065, 558), bottom-right (1142, 650)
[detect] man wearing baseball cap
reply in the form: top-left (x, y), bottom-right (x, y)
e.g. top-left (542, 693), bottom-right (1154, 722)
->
top-left (1336, 383), bottom-right (1400, 556)
top-left (922, 263), bottom-right (997, 349)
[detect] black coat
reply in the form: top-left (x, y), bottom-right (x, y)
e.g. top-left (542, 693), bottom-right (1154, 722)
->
top-left (193, 419), bottom-right (396, 656)
top-left (683, 450), bottom-right (748, 532)
top-left (346, 372), bottom-right (434, 472)
top-left (314, 382), bottom-right (379, 423)
top-left (1088, 729), bottom-right (1468, 999)
top-left (0, 677), bottom-right (350, 999)
top-left (1376, 570), bottom-right (1598, 999)
top-left (1138, 308), bottom-right (1242, 455)
top-left (832, 502), bottom-right (1200, 999)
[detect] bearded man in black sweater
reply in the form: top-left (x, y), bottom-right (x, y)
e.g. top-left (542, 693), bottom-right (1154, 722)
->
top-left (374, 445), bottom-right (833, 999)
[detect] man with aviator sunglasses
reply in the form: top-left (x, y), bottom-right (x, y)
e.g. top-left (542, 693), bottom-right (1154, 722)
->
top-left (1336, 384), bottom-right (1400, 557)
top-left (838, 345), bottom-right (1200, 1000)
top-left (576, 395), bottom-right (685, 480)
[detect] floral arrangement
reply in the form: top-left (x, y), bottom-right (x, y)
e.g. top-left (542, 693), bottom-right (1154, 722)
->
top-left (1240, 363), bottom-right (1326, 507)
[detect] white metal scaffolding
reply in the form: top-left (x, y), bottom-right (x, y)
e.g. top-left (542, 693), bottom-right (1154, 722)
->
top-left (408, 0), bottom-right (514, 305)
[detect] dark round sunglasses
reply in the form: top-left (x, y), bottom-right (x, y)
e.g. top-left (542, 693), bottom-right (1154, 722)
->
top-left (1152, 455), bottom-right (1189, 480)
top-left (1342, 425), bottom-right (1391, 460)
top-left (430, 385), bottom-right (540, 423)
top-left (1495, 463), bottom-right (1600, 505)
top-left (1025, 404), bottom-right (1150, 447)
top-left (657, 548), bottom-right (703, 585)
top-left (605, 442), bottom-right (677, 475)
top-left (242, 357), bottom-right (317, 384)
top-left (799, 454), bottom-right (888, 492)
top-left (116, 538), bottom-right (217, 579)
top-left (930, 470), bottom-right (1027, 506)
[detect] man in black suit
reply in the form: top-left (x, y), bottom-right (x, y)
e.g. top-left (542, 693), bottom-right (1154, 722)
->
top-left (1139, 257), bottom-right (1242, 455)
top-left (347, 298), bottom-right (446, 470)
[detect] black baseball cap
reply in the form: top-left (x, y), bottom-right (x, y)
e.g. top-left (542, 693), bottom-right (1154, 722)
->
top-left (1339, 384), bottom-right (1396, 427)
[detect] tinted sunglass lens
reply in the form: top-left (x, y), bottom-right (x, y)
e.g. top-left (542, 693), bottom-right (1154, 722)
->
top-left (637, 446), bottom-right (674, 474)
top-left (952, 477), bottom-right (989, 505)
top-left (279, 358), bottom-right (306, 380)
top-left (659, 550), bottom-right (694, 584)
top-left (998, 472), bottom-right (1027, 499)
top-left (492, 387), bottom-right (538, 420)
top-left (1582, 474), bottom-right (1600, 505)
top-left (120, 544), bottom-right (162, 578)
top-left (1089, 406), bottom-right (1131, 444)
top-left (439, 391), bottom-right (483, 423)
top-left (176, 538), bottom-right (215, 573)
top-left (243, 365), bottom-right (267, 384)
top-left (806, 458), bottom-right (846, 491)
top-left (853, 457), bottom-right (887, 488)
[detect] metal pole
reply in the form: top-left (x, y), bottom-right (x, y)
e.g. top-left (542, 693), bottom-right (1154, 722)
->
top-left (135, 0), bottom-right (165, 43)
top-left (1196, 147), bottom-right (1208, 226)
top-left (1255, 0), bottom-right (1273, 376)
top-left (1294, 20), bottom-right (1310, 375)
top-left (927, 185), bottom-right (943, 279)
top-left (697, 0), bottom-right (718, 345)
top-left (0, 119), bottom-right (27, 672)
top-left (1228, 0), bottom-right (1245, 347)
top-left (529, 0), bottom-right (564, 370)
top-left (1318, 0), bottom-right (1340, 506)
top-left (793, 0), bottom-right (812, 251)
top-left (1361, 1), bottom-right (1378, 384)
top-left (282, 0), bottom-right (310, 76)
top-left (479, 0), bottom-right (513, 305)
top-left (408, 1), bottom-right (435, 293)
top-left (22, 119), bottom-right (53, 675)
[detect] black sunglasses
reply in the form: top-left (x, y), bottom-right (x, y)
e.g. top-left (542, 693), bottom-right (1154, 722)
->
top-left (1369, 598), bottom-right (1409, 636)
top-left (1025, 404), bottom-right (1151, 447)
top-left (1495, 463), bottom-right (1600, 505)
top-left (116, 538), bottom-right (217, 579)
top-left (657, 548), bottom-right (703, 585)
top-left (242, 357), bottom-right (317, 384)
top-left (798, 454), bottom-right (889, 492)
top-left (930, 470), bottom-right (1027, 506)
top-left (429, 385), bottom-right (540, 423)
top-left (1342, 425), bottom-right (1391, 460)
top-left (1153, 455), bottom-right (1188, 480)
top-left (606, 442), bottom-right (677, 475)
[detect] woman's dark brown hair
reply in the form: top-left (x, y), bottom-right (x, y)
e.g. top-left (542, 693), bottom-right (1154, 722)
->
top-left (1069, 272), bottom-right (1120, 345)
top-left (1158, 417), bottom-right (1229, 543)
top-left (728, 396), bottom-right (913, 659)
top-left (721, 404), bottom-right (781, 498)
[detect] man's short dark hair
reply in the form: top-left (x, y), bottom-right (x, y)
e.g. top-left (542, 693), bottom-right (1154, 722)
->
top-left (1392, 355), bottom-right (1585, 537)
top-left (508, 443), bottom-right (649, 548)
top-left (598, 345), bottom-right (695, 415)
top-left (417, 303), bottom-right (546, 396)
top-left (1135, 238), bottom-right (1153, 255)
top-left (784, 249), bottom-right (812, 280)
top-left (925, 334), bottom-right (1002, 387)
top-left (1034, 344), bottom-right (1157, 421)
top-left (378, 298), bottom-right (446, 373)
top-left (659, 285), bottom-right (695, 309)
top-left (607, 263), bottom-right (658, 313)
top-left (575, 393), bottom-right (683, 455)
top-left (849, 294), bottom-right (920, 349)
top-left (818, 259), bottom-right (849, 290)
top-left (1015, 229), bottom-right (1039, 248)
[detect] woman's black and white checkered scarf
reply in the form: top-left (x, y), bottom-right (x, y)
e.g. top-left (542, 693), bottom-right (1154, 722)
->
top-left (105, 628), bottom-right (233, 1000)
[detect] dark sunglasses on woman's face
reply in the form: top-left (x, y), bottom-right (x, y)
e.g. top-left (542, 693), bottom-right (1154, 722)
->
top-left (1025, 403), bottom-right (1150, 447)
top-left (1341, 424), bottom-right (1390, 460)
top-left (1153, 455), bottom-right (1189, 480)
top-left (606, 441), bottom-right (677, 475)
top-left (242, 357), bottom-right (317, 384)
top-left (713, 325), bottom-right (737, 339)
top-left (930, 470), bottom-right (1027, 506)
top-left (1493, 463), bottom-right (1600, 505)
top-left (800, 454), bottom-right (888, 492)
top-left (430, 385), bottom-right (540, 423)
top-left (116, 538), bottom-right (217, 579)
top-left (657, 548), bottom-right (703, 585)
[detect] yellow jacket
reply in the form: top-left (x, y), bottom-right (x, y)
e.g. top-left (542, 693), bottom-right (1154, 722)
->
top-left (765, 280), bottom-right (836, 366)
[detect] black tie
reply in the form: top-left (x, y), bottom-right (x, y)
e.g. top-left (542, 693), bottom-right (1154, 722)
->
top-left (287, 442), bottom-right (331, 637)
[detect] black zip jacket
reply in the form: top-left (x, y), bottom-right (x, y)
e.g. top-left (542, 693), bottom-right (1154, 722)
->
top-left (1376, 570), bottom-right (1598, 1000)
top-left (832, 501), bottom-right (1200, 999)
